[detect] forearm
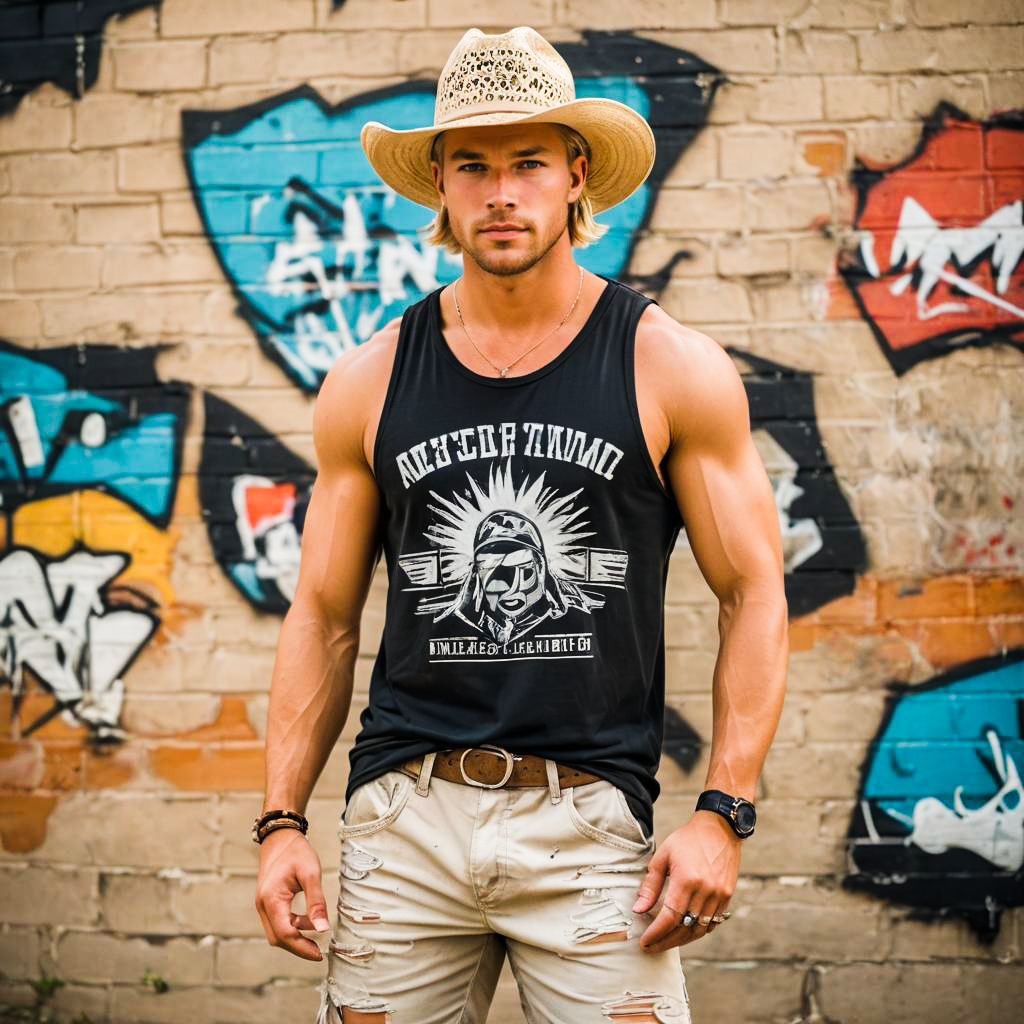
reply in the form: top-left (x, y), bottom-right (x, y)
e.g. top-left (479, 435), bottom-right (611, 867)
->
top-left (262, 601), bottom-right (358, 814)
top-left (703, 582), bottom-right (789, 801)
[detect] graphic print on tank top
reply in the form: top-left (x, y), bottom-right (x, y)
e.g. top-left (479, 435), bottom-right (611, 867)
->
top-left (394, 440), bottom-right (629, 658)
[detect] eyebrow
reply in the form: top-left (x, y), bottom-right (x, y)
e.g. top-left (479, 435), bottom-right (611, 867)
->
top-left (449, 145), bottom-right (553, 161)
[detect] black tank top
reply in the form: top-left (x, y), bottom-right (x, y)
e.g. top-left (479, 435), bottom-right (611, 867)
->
top-left (346, 274), bottom-right (684, 832)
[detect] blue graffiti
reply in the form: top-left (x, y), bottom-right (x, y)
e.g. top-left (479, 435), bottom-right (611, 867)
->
top-left (184, 77), bottom-right (653, 393)
top-left (846, 650), bottom-right (1024, 939)
top-left (0, 341), bottom-right (189, 528)
top-left (182, 22), bottom-right (727, 395)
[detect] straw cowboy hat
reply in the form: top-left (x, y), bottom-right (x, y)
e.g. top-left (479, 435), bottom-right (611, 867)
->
top-left (360, 26), bottom-right (656, 214)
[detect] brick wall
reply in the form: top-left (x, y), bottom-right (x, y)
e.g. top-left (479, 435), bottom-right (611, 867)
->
top-left (1, 1), bottom-right (1022, 1021)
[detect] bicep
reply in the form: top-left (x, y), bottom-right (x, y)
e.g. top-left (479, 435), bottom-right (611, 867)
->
top-left (665, 351), bottom-right (783, 604)
top-left (289, 356), bottom-right (383, 628)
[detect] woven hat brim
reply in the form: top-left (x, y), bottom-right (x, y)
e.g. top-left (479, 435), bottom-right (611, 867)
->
top-left (360, 97), bottom-right (655, 215)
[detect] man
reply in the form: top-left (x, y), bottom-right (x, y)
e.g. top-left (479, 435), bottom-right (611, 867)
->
top-left (254, 25), bottom-right (788, 1024)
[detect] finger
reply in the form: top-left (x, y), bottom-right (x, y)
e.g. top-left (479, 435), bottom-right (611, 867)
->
top-left (642, 884), bottom-right (714, 951)
top-left (290, 911), bottom-right (328, 932)
top-left (266, 893), bottom-right (324, 961)
top-left (639, 880), bottom-right (696, 949)
top-left (706, 890), bottom-right (734, 934)
top-left (297, 864), bottom-right (331, 933)
top-left (632, 848), bottom-right (668, 914)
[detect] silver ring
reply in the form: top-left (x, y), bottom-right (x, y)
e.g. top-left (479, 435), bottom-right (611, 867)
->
top-left (459, 745), bottom-right (516, 789)
top-left (681, 912), bottom-right (698, 928)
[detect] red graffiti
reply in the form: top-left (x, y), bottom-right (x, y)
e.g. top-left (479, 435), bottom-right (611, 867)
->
top-left (841, 104), bottom-right (1023, 374)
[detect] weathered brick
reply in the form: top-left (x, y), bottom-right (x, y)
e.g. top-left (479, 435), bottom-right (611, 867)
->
top-left (894, 72), bottom-right (989, 120)
top-left (208, 36), bottom-right (276, 86)
top-left (780, 29), bottom-right (859, 73)
top-left (77, 203), bottom-right (161, 244)
top-left (858, 26), bottom-right (1024, 74)
top-left (911, 0), bottom-right (1024, 25)
top-left (40, 290), bottom-right (208, 339)
top-left (161, 0), bottom-right (315, 37)
top-left (662, 126), bottom-right (719, 186)
top-left (720, 0), bottom-right (891, 26)
top-left (660, 277), bottom-right (754, 324)
top-left (315, 0), bottom-right (426, 29)
top-left (0, 865), bottom-right (99, 926)
top-left (0, 299), bottom-right (42, 338)
top-left (719, 128), bottom-right (793, 180)
top-left (751, 75), bottom-right (825, 122)
top-left (629, 234), bottom-right (715, 279)
top-left (823, 74), bottom-right (891, 121)
top-left (0, 199), bottom-right (74, 242)
top-left (111, 982), bottom-right (320, 1024)
top-left (818, 963), bottom-right (966, 1023)
top-left (684, 963), bottom-right (804, 1024)
top-left (762, 742), bottom-right (864, 797)
top-left (47, 983), bottom-right (109, 1022)
top-left (215, 937), bottom-right (324, 985)
top-left (150, 745), bottom-right (265, 793)
top-left (0, 926), bottom-right (41, 979)
top-left (113, 39), bottom-right (208, 91)
top-left (717, 235), bottom-right (790, 276)
top-left (100, 871), bottom-right (179, 934)
top-left (73, 94), bottom-right (165, 149)
top-left (6, 150), bottom-right (116, 196)
top-left (101, 243), bottom-right (222, 287)
top-left (274, 31), bottom-right (399, 80)
top-left (14, 247), bottom-right (103, 291)
top-left (974, 576), bottom-right (1024, 616)
top-left (117, 144), bottom-right (190, 193)
top-left (427, 0), bottom-right (553, 28)
top-left (560, 0), bottom-right (716, 28)
top-left (171, 873), bottom-right (264, 937)
top-left (657, 29), bottom-right (777, 73)
top-left (57, 930), bottom-right (215, 985)
top-left (161, 194), bottom-right (207, 235)
top-left (878, 575), bottom-right (973, 620)
top-left (791, 232), bottom-right (840, 274)
top-left (0, 102), bottom-right (72, 153)
top-left (748, 181), bottom-right (832, 232)
top-left (796, 130), bottom-right (847, 175)
top-left (987, 70), bottom-right (1024, 112)
top-left (650, 186), bottom-right (746, 231)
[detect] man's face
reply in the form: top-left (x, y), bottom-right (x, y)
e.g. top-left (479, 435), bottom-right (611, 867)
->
top-left (431, 123), bottom-right (586, 277)
top-left (475, 546), bottom-right (546, 618)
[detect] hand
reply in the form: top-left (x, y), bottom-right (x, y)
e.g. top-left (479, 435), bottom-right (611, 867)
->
top-left (632, 812), bottom-right (742, 953)
top-left (254, 828), bottom-right (331, 961)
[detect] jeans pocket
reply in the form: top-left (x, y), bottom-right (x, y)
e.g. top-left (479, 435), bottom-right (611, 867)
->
top-left (566, 780), bottom-right (652, 853)
top-left (337, 770), bottom-right (413, 840)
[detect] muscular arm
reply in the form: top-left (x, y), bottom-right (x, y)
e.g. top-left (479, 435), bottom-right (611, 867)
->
top-left (255, 321), bottom-right (398, 960)
top-left (632, 306), bottom-right (789, 950)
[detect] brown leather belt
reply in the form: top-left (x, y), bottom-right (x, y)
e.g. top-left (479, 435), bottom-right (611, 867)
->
top-left (397, 746), bottom-right (601, 790)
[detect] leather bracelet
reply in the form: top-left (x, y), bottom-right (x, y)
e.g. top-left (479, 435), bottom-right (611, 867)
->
top-left (251, 808), bottom-right (308, 845)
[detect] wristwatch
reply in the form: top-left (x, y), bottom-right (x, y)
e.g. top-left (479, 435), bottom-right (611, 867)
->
top-left (695, 790), bottom-right (757, 838)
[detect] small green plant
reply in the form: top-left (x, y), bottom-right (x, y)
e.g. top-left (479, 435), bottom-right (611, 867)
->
top-left (142, 969), bottom-right (169, 995)
top-left (27, 978), bottom-right (62, 1002)
top-left (0, 972), bottom-right (95, 1024)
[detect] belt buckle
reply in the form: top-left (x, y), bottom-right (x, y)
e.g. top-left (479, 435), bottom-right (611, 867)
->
top-left (459, 745), bottom-right (518, 789)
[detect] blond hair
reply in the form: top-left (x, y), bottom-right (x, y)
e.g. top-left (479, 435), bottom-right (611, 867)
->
top-left (424, 124), bottom-right (608, 255)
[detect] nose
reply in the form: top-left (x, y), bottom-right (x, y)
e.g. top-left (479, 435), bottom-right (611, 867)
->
top-left (486, 168), bottom-right (517, 210)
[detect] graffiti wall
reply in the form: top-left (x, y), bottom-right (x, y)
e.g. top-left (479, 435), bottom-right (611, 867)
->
top-left (0, 1), bottom-right (1022, 1021)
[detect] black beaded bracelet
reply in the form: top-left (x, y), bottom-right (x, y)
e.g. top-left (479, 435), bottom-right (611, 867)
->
top-left (251, 808), bottom-right (309, 845)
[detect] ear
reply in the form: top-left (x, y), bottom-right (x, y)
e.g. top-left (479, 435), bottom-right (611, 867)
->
top-left (567, 152), bottom-right (587, 204)
top-left (431, 160), bottom-right (445, 203)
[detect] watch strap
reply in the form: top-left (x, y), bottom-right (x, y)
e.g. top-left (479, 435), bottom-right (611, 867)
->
top-left (695, 789), bottom-right (755, 836)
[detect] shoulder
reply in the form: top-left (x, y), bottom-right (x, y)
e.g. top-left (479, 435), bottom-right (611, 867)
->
top-left (313, 316), bottom-right (402, 465)
top-left (634, 302), bottom-right (749, 444)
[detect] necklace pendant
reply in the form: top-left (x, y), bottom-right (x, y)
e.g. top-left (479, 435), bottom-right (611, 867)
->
top-left (500, 367), bottom-right (509, 378)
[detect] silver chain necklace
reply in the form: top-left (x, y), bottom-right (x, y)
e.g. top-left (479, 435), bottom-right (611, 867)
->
top-left (452, 267), bottom-right (585, 378)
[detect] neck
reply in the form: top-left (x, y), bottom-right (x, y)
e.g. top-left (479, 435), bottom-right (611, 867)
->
top-left (457, 234), bottom-right (584, 336)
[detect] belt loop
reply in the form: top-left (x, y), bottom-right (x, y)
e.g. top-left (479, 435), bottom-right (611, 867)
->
top-left (545, 758), bottom-right (562, 804)
top-left (415, 752), bottom-right (437, 797)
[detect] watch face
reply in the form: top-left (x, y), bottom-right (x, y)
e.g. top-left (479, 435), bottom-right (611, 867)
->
top-left (735, 802), bottom-right (756, 834)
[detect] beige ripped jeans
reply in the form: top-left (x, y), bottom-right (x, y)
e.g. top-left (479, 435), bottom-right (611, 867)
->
top-left (315, 751), bottom-right (690, 1024)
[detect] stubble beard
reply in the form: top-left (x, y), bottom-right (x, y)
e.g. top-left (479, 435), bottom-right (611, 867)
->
top-left (453, 218), bottom-right (566, 279)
